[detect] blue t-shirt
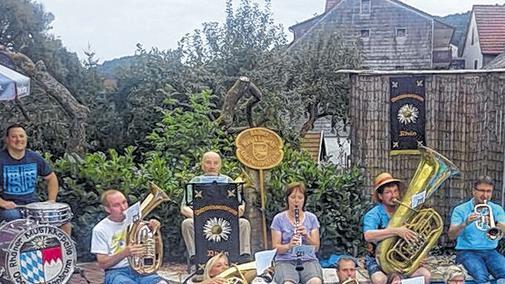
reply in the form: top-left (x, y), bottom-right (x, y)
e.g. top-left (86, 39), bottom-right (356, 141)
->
top-left (270, 210), bottom-right (320, 262)
top-left (450, 198), bottom-right (505, 250)
top-left (363, 203), bottom-right (390, 233)
top-left (0, 149), bottom-right (52, 204)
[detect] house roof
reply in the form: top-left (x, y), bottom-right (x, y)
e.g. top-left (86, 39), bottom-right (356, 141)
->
top-left (473, 5), bottom-right (505, 55)
top-left (484, 51), bottom-right (505, 69)
top-left (300, 130), bottom-right (325, 163)
top-left (288, 0), bottom-right (453, 47)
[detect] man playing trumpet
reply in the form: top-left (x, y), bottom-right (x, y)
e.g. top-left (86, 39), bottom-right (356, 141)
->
top-left (335, 256), bottom-right (358, 284)
top-left (448, 176), bottom-right (505, 283)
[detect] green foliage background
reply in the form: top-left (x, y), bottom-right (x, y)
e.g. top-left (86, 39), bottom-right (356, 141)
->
top-left (46, 91), bottom-right (368, 261)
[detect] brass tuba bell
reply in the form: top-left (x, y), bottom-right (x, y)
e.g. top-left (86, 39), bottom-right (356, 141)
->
top-left (126, 182), bottom-right (170, 274)
top-left (375, 146), bottom-right (460, 275)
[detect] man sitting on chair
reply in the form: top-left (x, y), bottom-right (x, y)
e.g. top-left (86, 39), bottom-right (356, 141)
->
top-left (181, 151), bottom-right (251, 263)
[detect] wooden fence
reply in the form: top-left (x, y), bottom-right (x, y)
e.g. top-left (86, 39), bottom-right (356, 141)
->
top-left (344, 69), bottom-right (505, 235)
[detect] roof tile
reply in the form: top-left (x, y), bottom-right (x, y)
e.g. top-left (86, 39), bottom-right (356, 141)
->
top-left (474, 5), bottom-right (505, 54)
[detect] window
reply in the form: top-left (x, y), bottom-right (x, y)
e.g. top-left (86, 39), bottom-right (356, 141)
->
top-left (360, 29), bottom-right (370, 38)
top-left (474, 60), bottom-right (478, 69)
top-left (395, 66), bottom-right (405, 70)
top-left (396, 28), bottom-right (406, 37)
top-left (471, 28), bottom-right (475, 45)
top-left (361, 0), bottom-right (371, 14)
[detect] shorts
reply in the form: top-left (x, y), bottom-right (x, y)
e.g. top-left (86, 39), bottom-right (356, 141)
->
top-left (364, 254), bottom-right (383, 276)
top-left (273, 259), bottom-right (323, 284)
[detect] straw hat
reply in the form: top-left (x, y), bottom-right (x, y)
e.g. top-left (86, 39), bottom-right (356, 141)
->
top-left (373, 172), bottom-right (402, 192)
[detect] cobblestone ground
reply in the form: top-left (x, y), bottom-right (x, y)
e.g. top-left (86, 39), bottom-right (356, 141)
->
top-left (68, 262), bottom-right (189, 284)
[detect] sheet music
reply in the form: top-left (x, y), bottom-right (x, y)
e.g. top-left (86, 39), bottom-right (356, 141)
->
top-left (291, 245), bottom-right (314, 256)
top-left (255, 249), bottom-right (276, 275)
top-left (401, 276), bottom-right (424, 284)
top-left (124, 201), bottom-right (141, 226)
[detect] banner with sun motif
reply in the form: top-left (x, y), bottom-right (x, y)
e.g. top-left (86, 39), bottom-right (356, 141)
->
top-left (192, 182), bottom-right (241, 273)
top-left (390, 76), bottom-right (426, 155)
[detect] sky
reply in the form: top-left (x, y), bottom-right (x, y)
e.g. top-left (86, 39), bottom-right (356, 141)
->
top-left (36, 0), bottom-right (505, 61)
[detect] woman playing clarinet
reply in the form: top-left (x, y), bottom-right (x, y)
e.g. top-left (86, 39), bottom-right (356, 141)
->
top-left (271, 182), bottom-right (323, 284)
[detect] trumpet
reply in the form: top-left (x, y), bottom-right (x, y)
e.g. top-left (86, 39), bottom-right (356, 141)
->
top-left (294, 205), bottom-right (304, 271)
top-left (474, 200), bottom-right (503, 241)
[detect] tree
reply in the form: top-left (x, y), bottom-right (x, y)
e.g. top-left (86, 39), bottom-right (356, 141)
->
top-left (0, 0), bottom-right (102, 155)
top-left (285, 29), bottom-right (362, 136)
top-left (178, 0), bottom-right (287, 95)
top-left (0, 0), bottom-right (53, 52)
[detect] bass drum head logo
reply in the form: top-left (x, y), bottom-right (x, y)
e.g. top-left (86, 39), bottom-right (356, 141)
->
top-left (6, 224), bottom-right (76, 284)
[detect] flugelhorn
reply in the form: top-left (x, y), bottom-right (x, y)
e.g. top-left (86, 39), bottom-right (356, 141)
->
top-left (126, 182), bottom-right (170, 274)
top-left (474, 200), bottom-right (503, 240)
top-left (216, 261), bottom-right (258, 284)
top-left (294, 205), bottom-right (304, 271)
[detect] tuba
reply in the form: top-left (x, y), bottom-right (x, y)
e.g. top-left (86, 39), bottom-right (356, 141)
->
top-left (126, 182), bottom-right (170, 274)
top-left (474, 200), bottom-right (503, 241)
top-left (376, 146), bottom-right (460, 275)
top-left (216, 261), bottom-right (258, 284)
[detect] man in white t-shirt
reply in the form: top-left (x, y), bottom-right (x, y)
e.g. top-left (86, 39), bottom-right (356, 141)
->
top-left (91, 189), bottom-right (167, 284)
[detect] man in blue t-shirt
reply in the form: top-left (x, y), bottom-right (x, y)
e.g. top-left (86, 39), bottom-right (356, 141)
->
top-left (0, 124), bottom-right (69, 233)
top-left (448, 175), bottom-right (505, 283)
top-left (362, 172), bottom-right (431, 284)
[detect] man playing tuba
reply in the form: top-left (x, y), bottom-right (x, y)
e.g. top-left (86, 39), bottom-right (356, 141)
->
top-left (448, 176), bottom-right (505, 283)
top-left (91, 189), bottom-right (168, 284)
top-left (362, 172), bottom-right (431, 284)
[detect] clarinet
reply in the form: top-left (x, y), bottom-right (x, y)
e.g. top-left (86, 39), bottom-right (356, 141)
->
top-left (294, 205), bottom-right (304, 271)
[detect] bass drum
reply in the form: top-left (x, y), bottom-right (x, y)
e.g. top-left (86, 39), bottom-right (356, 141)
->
top-left (0, 219), bottom-right (76, 284)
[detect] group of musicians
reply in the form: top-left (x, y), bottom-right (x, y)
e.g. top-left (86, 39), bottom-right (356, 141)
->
top-left (1, 123), bottom-right (505, 284)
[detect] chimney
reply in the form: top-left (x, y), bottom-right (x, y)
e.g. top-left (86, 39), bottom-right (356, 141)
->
top-left (325, 0), bottom-right (343, 12)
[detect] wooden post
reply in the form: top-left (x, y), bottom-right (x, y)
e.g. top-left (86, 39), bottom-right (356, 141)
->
top-left (259, 169), bottom-right (268, 249)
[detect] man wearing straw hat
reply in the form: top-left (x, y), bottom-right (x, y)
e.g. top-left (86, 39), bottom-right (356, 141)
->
top-left (362, 172), bottom-right (431, 284)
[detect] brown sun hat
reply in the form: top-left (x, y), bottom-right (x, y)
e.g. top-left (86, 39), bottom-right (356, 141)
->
top-left (373, 172), bottom-right (402, 192)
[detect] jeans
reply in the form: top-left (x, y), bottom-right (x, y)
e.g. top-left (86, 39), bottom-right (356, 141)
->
top-left (0, 208), bottom-right (23, 222)
top-left (456, 249), bottom-right (505, 283)
top-left (104, 266), bottom-right (164, 284)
